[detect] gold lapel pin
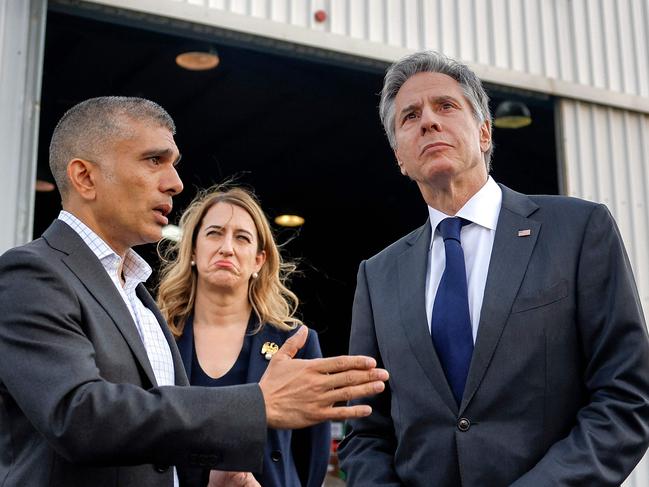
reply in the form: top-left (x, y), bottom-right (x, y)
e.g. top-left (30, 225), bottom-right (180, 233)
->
top-left (261, 342), bottom-right (279, 361)
top-left (517, 229), bottom-right (531, 237)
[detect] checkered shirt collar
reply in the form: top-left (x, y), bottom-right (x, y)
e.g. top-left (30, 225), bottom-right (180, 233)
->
top-left (58, 210), bottom-right (152, 285)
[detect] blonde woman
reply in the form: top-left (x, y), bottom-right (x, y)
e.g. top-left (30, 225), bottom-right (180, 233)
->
top-left (158, 186), bottom-right (330, 487)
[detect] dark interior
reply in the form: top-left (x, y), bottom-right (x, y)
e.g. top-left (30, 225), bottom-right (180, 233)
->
top-left (36, 7), bottom-right (559, 356)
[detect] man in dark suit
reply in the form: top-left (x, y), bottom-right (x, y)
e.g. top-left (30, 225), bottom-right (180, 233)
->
top-left (0, 96), bottom-right (388, 487)
top-left (338, 50), bottom-right (649, 486)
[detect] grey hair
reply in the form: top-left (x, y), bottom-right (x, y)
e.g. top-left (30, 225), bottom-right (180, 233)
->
top-left (49, 96), bottom-right (176, 197)
top-left (379, 50), bottom-right (493, 170)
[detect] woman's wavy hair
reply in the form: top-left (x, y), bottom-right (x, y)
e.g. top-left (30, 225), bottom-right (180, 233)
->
top-left (157, 185), bottom-right (302, 338)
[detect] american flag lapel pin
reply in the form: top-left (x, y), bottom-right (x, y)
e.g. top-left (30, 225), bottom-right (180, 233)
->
top-left (517, 229), bottom-right (532, 237)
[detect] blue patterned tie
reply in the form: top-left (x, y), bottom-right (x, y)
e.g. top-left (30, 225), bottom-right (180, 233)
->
top-left (431, 217), bottom-right (474, 405)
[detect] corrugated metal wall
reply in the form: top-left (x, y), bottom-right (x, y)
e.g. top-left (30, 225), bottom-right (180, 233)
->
top-left (0, 0), bottom-right (45, 253)
top-left (178, 0), bottom-right (649, 99)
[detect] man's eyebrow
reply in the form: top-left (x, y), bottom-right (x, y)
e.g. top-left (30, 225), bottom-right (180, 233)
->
top-left (140, 148), bottom-right (182, 166)
top-left (398, 96), bottom-right (462, 118)
top-left (430, 95), bottom-right (461, 105)
top-left (398, 103), bottom-right (421, 118)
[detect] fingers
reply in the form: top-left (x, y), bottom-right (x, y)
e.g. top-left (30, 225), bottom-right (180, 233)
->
top-left (274, 325), bottom-right (307, 360)
top-left (315, 355), bottom-right (378, 373)
top-left (324, 368), bottom-right (389, 389)
top-left (322, 404), bottom-right (374, 421)
top-left (320, 379), bottom-right (387, 405)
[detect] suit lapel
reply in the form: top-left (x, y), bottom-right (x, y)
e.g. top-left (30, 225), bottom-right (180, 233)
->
top-left (397, 221), bottom-right (458, 414)
top-left (44, 220), bottom-right (158, 387)
top-left (460, 186), bottom-right (540, 413)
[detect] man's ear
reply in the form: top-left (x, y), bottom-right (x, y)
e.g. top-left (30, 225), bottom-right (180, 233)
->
top-left (479, 120), bottom-right (492, 154)
top-left (67, 158), bottom-right (98, 201)
top-left (394, 149), bottom-right (408, 177)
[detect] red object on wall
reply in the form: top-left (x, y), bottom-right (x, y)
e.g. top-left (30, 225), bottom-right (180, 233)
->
top-left (314, 10), bottom-right (327, 23)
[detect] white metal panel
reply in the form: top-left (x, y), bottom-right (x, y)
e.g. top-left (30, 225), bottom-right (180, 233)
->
top-left (347, 0), bottom-right (365, 40)
top-left (456, 0), bottom-right (475, 62)
top-left (602, 0), bottom-right (621, 92)
top-left (473, 0), bottom-right (491, 66)
top-left (0, 0), bottom-right (46, 253)
top-left (289, 0), bottom-right (308, 27)
top-left (586, 0), bottom-right (607, 90)
top-left (631, 0), bottom-right (649, 97)
top-left (402, 0), bottom-right (419, 50)
top-left (568, 0), bottom-right (590, 86)
top-left (539, 0), bottom-right (558, 79)
top-left (365, 0), bottom-right (385, 43)
top-left (508, 0), bottom-right (525, 72)
top-left (522, 0), bottom-right (543, 75)
top-left (552, 0), bottom-right (570, 81)
top-left (269, 0), bottom-right (288, 23)
top-left (616, 0), bottom-right (636, 95)
top-left (491, 0), bottom-right (509, 69)
top-left (439, 0), bottom-right (457, 58)
top-left (384, 0), bottom-right (402, 47)
top-left (250, 0), bottom-right (269, 19)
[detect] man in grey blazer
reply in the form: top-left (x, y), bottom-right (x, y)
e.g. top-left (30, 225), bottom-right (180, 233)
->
top-left (338, 50), bottom-right (649, 486)
top-left (0, 97), bottom-right (388, 487)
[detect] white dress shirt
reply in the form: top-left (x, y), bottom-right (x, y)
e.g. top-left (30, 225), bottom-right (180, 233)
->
top-left (58, 211), bottom-right (178, 486)
top-left (425, 177), bottom-right (502, 342)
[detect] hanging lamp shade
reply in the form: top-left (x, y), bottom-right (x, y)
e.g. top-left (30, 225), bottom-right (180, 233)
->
top-left (493, 101), bottom-right (532, 129)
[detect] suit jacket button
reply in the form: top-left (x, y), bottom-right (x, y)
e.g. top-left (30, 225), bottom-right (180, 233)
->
top-left (457, 418), bottom-right (471, 432)
top-left (153, 464), bottom-right (169, 473)
top-left (270, 450), bottom-right (282, 462)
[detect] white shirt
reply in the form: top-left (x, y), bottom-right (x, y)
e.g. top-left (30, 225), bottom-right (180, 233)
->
top-left (425, 177), bottom-right (502, 342)
top-left (58, 211), bottom-right (178, 486)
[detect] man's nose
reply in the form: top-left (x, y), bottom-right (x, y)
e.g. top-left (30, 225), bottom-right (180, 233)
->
top-left (163, 165), bottom-right (184, 196)
top-left (420, 107), bottom-right (442, 134)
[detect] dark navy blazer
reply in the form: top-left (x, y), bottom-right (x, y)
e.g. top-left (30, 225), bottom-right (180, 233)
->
top-left (177, 316), bottom-right (331, 487)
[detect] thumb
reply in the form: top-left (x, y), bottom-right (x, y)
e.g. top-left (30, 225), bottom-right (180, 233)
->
top-left (275, 325), bottom-right (307, 361)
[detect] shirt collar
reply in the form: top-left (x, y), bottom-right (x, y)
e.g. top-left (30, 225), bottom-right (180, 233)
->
top-left (58, 210), bottom-right (152, 285)
top-left (427, 176), bottom-right (502, 246)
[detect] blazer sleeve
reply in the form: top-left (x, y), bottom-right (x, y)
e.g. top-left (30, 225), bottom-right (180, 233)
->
top-left (0, 247), bottom-right (266, 472)
top-left (511, 204), bottom-right (649, 486)
top-left (337, 260), bottom-right (402, 486)
top-left (291, 328), bottom-right (332, 487)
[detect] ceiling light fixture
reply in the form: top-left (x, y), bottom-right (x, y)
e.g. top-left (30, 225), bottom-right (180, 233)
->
top-left (274, 214), bottom-right (305, 228)
top-left (494, 101), bottom-right (532, 129)
top-left (175, 49), bottom-right (220, 71)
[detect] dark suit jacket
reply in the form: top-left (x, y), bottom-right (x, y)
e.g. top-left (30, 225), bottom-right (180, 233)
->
top-left (177, 317), bottom-right (331, 487)
top-left (339, 185), bottom-right (649, 486)
top-left (0, 220), bottom-right (267, 487)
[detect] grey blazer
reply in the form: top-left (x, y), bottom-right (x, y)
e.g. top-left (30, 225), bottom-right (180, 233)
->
top-left (339, 185), bottom-right (649, 486)
top-left (0, 220), bottom-right (266, 487)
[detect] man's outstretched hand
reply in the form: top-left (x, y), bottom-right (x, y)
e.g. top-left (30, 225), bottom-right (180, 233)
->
top-left (259, 326), bottom-right (389, 429)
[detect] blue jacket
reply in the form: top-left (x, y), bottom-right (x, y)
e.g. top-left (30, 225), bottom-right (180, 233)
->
top-left (177, 316), bottom-right (331, 487)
